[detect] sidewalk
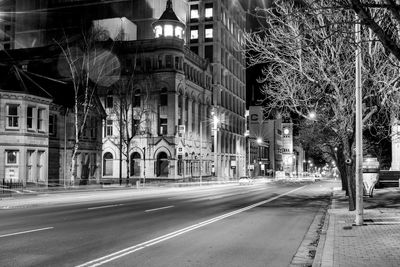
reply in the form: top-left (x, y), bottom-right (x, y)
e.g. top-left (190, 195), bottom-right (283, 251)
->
top-left (314, 183), bottom-right (400, 267)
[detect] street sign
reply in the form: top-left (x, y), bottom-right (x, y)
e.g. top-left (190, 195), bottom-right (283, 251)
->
top-left (248, 164), bottom-right (254, 170)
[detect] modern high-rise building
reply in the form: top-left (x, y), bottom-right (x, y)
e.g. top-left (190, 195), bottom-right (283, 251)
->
top-left (186, 0), bottom-right (247, 179)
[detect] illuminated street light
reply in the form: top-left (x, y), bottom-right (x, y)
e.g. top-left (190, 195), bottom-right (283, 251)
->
top-left (309, 111), bottom-right (316, 120)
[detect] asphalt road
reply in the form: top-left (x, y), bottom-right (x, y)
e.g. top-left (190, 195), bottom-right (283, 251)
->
top-left (0, 179), bottom-right (335, 267)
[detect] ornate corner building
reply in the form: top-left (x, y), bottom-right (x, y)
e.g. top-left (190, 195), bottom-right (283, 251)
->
top-left (0, 0), bottom-right (247, 184)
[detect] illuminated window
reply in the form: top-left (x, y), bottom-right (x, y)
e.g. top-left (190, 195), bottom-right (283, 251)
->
top-left (190, 5), bottom-right (199, 20)
top-left (175, 26), bottom-right (183, 38)
top-left (164, 25), bottom-right (173, 37)
top-left (204, 25), bottom-right (213, 41)
top-left (205, 3), bottom-right (213, 19)
top-left (190, 29), bottom-right (198, 40)
top-left (205, 28), bottom-right (213, 39)
top-left (155, 25), bottom-right (162, 37)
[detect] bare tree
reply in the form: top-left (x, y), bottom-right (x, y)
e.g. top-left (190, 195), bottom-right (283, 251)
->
top-left (245, 0), bottom-right (400, 210)
top-left (56, 31), bottom-right (121, 185)
top-left (108, 73), bottom-right (153, 185)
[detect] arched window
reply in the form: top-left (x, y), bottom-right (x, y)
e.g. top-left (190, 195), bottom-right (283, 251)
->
top-left (103, 152), bottom-right (113, 176)
top-left (130, 152), bottom-right (141, 176)
top-left (133, 89), bottom-right (141, 107)
top-left (160, 88), bottom-right (168, 106)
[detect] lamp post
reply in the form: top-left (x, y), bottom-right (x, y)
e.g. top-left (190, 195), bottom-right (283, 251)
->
top-left (213, 115), bottom-right (219, 178)
top-left (355, 16), bottom-right (363, 226)
top-left (199, 120), bottom-right (207, 186)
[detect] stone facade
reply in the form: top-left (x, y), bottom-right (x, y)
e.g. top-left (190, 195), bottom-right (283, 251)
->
top-left (99, 38), bottom-right (213, 181)
top-left (0, 91), bottom-right (51, 186)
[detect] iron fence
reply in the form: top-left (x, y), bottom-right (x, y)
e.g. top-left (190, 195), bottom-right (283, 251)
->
top-left (0, 179), bottom-right (23, 197)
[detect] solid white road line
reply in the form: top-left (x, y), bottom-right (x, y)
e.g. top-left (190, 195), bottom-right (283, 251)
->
top-left (144, 205), bottom-right (174, 213)
top-left (0, 227), bottom-right (54, 238)
top-left (88, 204), bottom-right (124, 210)
top-left (76, 185), bottom-right (307, 267)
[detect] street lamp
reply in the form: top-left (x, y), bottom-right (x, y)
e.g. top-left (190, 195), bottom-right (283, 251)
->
top-left (213, 115), bottom-right (219, 178)
top-left (308, 111), bottom-right (316, 120)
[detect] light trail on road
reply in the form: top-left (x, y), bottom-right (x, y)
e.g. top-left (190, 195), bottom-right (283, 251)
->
top-left (0, 227), bottom-right (54, 238)
top-left (87, 204), bottom-right (124, 210)
top-left (144, 205), bottom-right (175, 212)
top-left (76, 185), bottom-right (307, 267)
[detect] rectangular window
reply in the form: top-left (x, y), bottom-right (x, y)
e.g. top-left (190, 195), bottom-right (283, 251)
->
top-left (164, 24), bottom-right (173, 37)
top-left (159, 118), bottom-right (167, 135)
top-left (166, 55), bottom-right (173, 68)
top-left (205, 3), bottom-right (213, 19)
top-left (190, 26), bottom-right (198, 43)
top-left (27, 106), bottom-right (34, 129)
top-left (205, 25), bottom-right (213, 41)
top-left (49, 114), bottom-right (57, 136)
top-left (106, 119), bottom-right (113, 136)
top-left (91, 117), bottom-right (97, 139)
top-left (6, 104), bottom-right (19, 128)
top-left (205, 45), bottom-right (213, 62)
top-left (37, 109), bottom-right (44, 131)
top-left (6, 150), bottom-right (18, 165)
top-left (190, 5), bottom-right (199, 20)
top-left (106, 95), bottom-right (113, 108)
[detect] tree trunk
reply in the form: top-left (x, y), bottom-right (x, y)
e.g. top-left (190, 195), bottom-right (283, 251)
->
top-left (346, 161), bottom-right (356, 211)
top-left (126, 143), bottom-right (130, 186)
top-left (70, 144), bottom-right (78, 186)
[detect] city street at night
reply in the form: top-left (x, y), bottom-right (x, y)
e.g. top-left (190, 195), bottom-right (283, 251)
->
top-left (0, 180), bottom-right (333, 267)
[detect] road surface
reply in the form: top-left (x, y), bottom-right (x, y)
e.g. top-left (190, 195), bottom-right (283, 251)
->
top-left (0, 179), bottom-right (334, 267)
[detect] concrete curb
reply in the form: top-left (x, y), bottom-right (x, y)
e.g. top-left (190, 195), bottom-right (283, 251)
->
top-left (290, 207), bottom-right (326, 266)
top-left (312, 189), bottom-right (340, 267)
top-left (312, 210), bottom-right (331, 267)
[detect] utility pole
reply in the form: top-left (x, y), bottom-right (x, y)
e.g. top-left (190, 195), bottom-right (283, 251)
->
top-left (119, 98), bottom-right (123, 186)
top-left (355, 17), bottom-right (363, 226)
top-left (199, 122), bottom-right (203, 185)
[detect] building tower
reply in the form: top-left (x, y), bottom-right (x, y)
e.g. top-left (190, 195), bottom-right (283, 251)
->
top-left (186, 0), bottom-right (247, 179)
top-left (281, 122), bottom-right (295, 175)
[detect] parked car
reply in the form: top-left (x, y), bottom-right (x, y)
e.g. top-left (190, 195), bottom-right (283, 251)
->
top-left (239, 176), bottom-right (253, 185)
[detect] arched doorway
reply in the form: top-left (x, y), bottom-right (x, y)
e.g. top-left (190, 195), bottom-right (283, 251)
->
top-left (103, 152), bottom-right (113, 176)
top-left (156, 152), bottom-right (169, 177)
top-left (130, 152), bottom-right (141, 177)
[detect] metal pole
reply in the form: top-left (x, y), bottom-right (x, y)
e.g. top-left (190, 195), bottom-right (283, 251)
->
top-left (200, 122), bottom-right (202, 185)
top-left (214, 123), bottom-right (218, 178)
top-left (143, 146), bottom-right (146, 188)
top-left (64, 108), bottom-right (68, 188)
top-left (247, 138), bottom-right (250, 177)
top-left (355, 17), bottom-right (363, 225)
top-left (119, 100), bottom-right (123, 186)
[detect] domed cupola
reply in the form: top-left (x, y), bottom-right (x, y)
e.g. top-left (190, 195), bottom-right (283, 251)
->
top-left (152, 0), bottom-right (185, 39)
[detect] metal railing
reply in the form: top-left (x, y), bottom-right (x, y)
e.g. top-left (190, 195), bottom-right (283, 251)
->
top-left (0, 179), bottom-right (23, 197)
